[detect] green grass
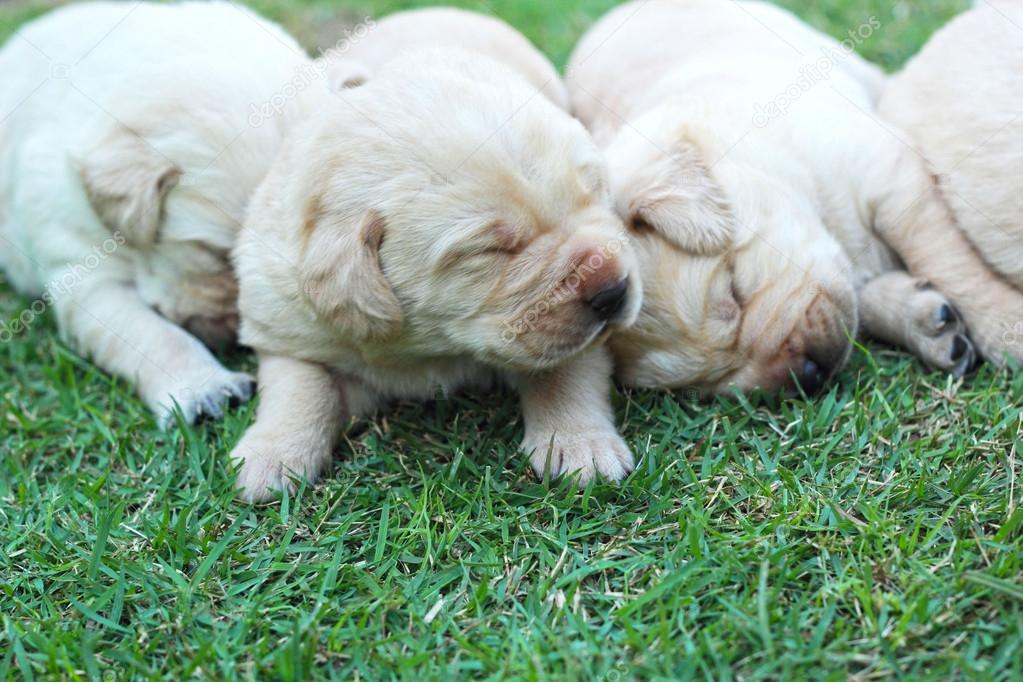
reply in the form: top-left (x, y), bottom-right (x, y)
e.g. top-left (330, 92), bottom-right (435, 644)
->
top-left (4, 0), bottom-right (1022, 679)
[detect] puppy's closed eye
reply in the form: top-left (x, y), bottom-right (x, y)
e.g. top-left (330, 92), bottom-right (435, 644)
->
top-left (478, 244), bottom-right (521, 256)
top-left (708, 264), bottom-right (742, 323)
top-left (729, 276), bottom-right (745, 309)
top-left (630, 214), bottom-right (656, 235)
top-left (440, 221), bottom-right (525, 268)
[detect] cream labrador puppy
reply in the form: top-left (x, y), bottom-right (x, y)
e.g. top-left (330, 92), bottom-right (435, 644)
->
top-left (0, 2), bottom-right (319, 427)
top-left (568, 0), bottom-right (1023, 395)
top-left (230, 10), bottom-right (641, 502)
top-left (881, 1), bottom-right (1023, 318)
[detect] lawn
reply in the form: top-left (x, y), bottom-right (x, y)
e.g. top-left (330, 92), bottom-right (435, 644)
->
top-left (3, 0), bottom-right (1022, 679)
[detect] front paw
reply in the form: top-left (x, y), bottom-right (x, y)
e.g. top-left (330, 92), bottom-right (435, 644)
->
top-left (904, 286), bottom-right (977, 377)
top-left (524, 427), bottom-right (635, 485)
top-left (230, 428), bottom-right (331, 503)
top-left (152, 369), bottom-right (256, 429)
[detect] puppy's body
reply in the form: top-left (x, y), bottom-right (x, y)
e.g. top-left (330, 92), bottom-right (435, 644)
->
top-left (569, 0), bottom-right (1019, 392)
top-left (572, 0), bottom-right (885, 148)
top-left (342, 6), bottom-right (569, 110)
top-left (232, 11), bottom-right (641, 501)
top-left (881, 1), bottom-right (1023, 289)
top-left (0, 2), bottom-right (315, 425)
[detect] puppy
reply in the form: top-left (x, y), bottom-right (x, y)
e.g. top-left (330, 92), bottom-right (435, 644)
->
top-left (567, 0), bottom-right (1022, 395)
top-left (230, 10), bottom-right (641, 502)
top-left (0, 2), bottom-right (317, 427)
top-left (880, 1), bottom-right (1023, 334)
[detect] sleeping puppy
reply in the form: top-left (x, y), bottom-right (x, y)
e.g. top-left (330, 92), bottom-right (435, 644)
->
top-left (230, 10), bottom-right (641, 502)
top-left (880, 1), bottom-right (1023, 333)
top-left (0, 2), bottom-right (316, 427)
top-left (567, 0), bottom-right (1023, 395)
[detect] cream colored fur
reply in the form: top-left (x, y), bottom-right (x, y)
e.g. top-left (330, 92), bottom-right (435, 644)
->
top-left (880, 0), bottom-right (1023, 361)
top-left (342, 6), bottom-right (569, 110)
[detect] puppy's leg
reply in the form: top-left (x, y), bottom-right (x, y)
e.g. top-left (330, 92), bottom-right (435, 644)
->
top-left (231, 355), bottom-right (373, 502)
top-left (514, 345), bottom-right (634, 485)
top-left (57, 280), bottom-right (253, 428)
top-left (860, 271), bottom-right (977, 376)
top-left (871, 149), bottom-right (1023, 367)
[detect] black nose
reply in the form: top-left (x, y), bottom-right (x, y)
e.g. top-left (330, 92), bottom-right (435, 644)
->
top-left (586, 278), bottom-right (630, 322)
top-left (796, 358), bottom-right (829, 396)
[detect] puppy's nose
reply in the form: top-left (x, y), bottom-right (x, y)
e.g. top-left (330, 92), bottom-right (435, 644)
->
top-left (795, 358), bottom-right (830, 396)
top-left (586, 278), bottom-right (630, 322)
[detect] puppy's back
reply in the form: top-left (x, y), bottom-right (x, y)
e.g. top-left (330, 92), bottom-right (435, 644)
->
top-left (342, 7), bottom-right (569, 111)
top-left (568, 0), bottom-right (885, 140)
top-left (0, 1), bottom-right (307, 134)
top-left (0, 1), bottom-right (310, 292)
top-left (880, 2), bottom-right (1023, 288)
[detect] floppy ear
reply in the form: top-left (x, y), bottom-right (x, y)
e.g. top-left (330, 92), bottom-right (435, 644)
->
top-left (326, 58), bottom-right (371, 92)
top-left (615, 141), bottom-right (734, 256)
top-left (77, 127), bottom-right (181, 247)
top-left (300, 207), bottom-right (404, 342)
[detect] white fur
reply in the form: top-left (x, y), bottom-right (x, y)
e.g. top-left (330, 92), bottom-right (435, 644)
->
top-left (0, 2), bottom-right (317, 425)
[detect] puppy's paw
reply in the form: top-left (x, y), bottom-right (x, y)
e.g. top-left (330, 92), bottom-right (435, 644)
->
top-left (524, 428), bottom-right (635, 485)
top-left (233, 445), bottom-right (295, 503)
top-left (153, 369), bottom-right (256, 429)
top-left (965, 312), bottom-right (1023, 368)
top-left (230, 429), bottom-right (329, 503)
top-left (904, 285), bottom-right (977, 377)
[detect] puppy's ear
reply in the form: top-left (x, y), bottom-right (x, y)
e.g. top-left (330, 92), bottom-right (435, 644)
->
top-left (615, 142), bottom-right (734, 256)
top-left (326, 58), bottom-right (371, 92)
top-left (300, 207), bottom-right (403, 341)
top-left (77, 127), bottom-right (181, 247)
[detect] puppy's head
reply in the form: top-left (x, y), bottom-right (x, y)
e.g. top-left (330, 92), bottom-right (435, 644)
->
top-left (605, 107), bottom-right (857, 395)
top-left (294, 52), bottom-right (640, 371)
top-left (77, 115), bottom-right (268, 347)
